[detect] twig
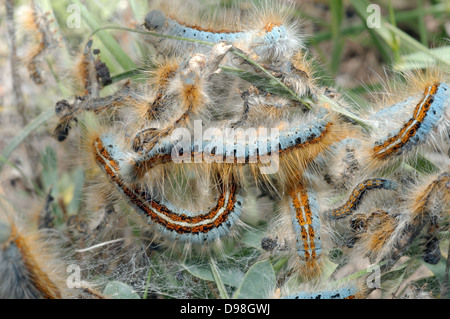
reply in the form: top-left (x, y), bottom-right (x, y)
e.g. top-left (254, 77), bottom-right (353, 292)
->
top-left (5, 0), bottom-right (26, 124)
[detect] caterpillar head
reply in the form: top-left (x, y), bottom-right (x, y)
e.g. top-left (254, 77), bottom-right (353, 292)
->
top-left (144, 10), bottom-right (167, 31)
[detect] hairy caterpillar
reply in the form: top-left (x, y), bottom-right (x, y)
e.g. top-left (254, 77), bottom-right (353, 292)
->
top-left (0, 217), bottom-right (65, 299)
top-left (371, 82), bottom-right (448, 160)
top-left (326, 178), bottom-right (399, 220)
top-left (143, 0), bottom-right (303, 64)
top-left (30, 0), bottom-right (450, 300)
top-left (145, 58), bottom-right (180, 121)
top-left (288, 182), bottom-right (322, 275)
top-left (361, 172), bottom-right (449, 267)
top-left (130, 42), bottom-right (233, 161)
top-left (93, 134), bottom-right (243, 244)
top-left (135, 108), bottom-right (329, 160)
top-left (19, 2), bottom-right (56, 85)
top-left (348, 210), bottom-right (397, 256)
top-left (142, 0), bottom-right (317, 102)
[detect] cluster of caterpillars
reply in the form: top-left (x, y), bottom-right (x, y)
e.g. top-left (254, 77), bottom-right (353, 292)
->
top-left (3, 0), bottom-right (448, 299)
top-left (56, 0), bottom-right (449, 299)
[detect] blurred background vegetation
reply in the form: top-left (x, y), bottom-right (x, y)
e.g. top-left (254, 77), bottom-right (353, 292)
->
top-left (0, 0), bottom-right (449, 299)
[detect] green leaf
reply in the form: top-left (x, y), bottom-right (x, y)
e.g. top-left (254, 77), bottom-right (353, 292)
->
top-left (406, 155), bottom-right (439, 174)
top-left (240, 228), bottom-right (265, 250)
top-left (317, 94), bottom-right (372, 130)
top-left (233, 259), bottom-right (276, 299)
top-left (220, 65), bottom-right (309, 107)
top-left (321, 258), bottom-right (339, 281)
top-left (182, 263), bottom-right (243, 288)
top-left (422, 257), bottom-right (448, 283)
top-left (103, 281), bottom-right (140, 299)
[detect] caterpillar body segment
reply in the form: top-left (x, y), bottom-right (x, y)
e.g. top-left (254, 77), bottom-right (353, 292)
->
top-left (288, 182), bottom-right (322, 274)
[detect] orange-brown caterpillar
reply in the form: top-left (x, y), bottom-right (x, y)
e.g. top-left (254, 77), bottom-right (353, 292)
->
top-left (0, 219), bottom-right (64, 298)
top-left (288, 181), bottom-right (321, 274)
top-left (93, 134), bottom-right (243, 244)
top-left (371, 82), bottom-right (448, 160)
top-left (326, 179), bottom-right (399, 220)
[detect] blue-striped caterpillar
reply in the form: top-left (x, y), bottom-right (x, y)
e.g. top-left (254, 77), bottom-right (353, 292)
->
top-left (359, 68), bottom-right (449, 173)
top-left (142, 0), bottom-right (316, 102)
top-left (92, 133), bottom-right (243, 244)
top-left (126, 107), bottom-right (336, 180)
top-left (288, 181), bottom-right (322, 276)
top-left (143, 0), bottom-right (303, 64)
top-left (371, 82), bottom-right (448, 161)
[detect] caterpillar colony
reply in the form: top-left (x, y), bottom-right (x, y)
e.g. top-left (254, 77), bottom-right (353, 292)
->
top-left (3, 0), bottom-right (449, 300)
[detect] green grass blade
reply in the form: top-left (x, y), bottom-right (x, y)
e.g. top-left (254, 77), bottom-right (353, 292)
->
top-left (220, 66), bottom-right (304, 102)
top-left (232, 259), bottom-right (276, 299)
top-left (71, 0), bottom-right (136, 71)
top-left (417, 0), bottom-right (429, 46)
top-left (209, 258), bottom-right (229, 299)
top-left (350, 0), bottom-right (392, 63)
top-left (142, 268), bottom-right (152, 300)
top-left (317, 94), bottom-right (373, 130)
top-left (109, 69), bottom-right (143, 84)
top-left (387, 0), bottom-right (401, 62)
top-left (310, 3), bottom-right (445, 44)
top-left (330, 0), bottom-right (344, 75)
top-left (384, 22), bottom-right (450, 68)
